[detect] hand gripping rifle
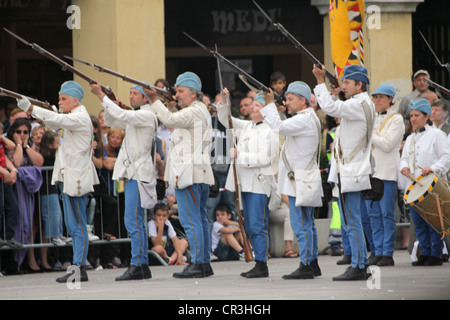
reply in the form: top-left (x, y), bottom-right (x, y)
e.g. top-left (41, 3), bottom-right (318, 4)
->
top-left (183, 32), bottom-right (284, 106)
top-left (63, 56), bottom-right (175, 103)
top-left (215, 46), bottom-right (253, 262)
top-left (253, 1), bottom-right (346, 100)
top-left (3, 28), bottom-right (132, 110)
top-left (0, 87), bottom-right (55, 111)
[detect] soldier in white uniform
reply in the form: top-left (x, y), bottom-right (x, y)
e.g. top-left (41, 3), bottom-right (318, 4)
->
top-left (217, 92), bottom-right (279, 278)
top-left (144, 72), bottom-right (215, 279)
top-left (313, 65), bottom-right (374, 281)
top-left (366, 83), bottom-right (405, 267)
top-left (90, 81), bottom-right (157, 281)
top-left (262, 81), bottom-right (323, 279)
top-left (17, 81), bottom-right (99, 283)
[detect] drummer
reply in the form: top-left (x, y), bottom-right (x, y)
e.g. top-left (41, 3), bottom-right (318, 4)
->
top-left (399, 99), bottom-right (450, 266)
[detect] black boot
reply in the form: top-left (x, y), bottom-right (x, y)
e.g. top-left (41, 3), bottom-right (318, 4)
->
top-left (241, 261), bottom-right (268, 278)
top-left (336, 255), bottom-right (351, 265)
top-left (282, 263), bottom-right (314, 280)
top-left (332, 266), bottom-right (367, 281)
top-left (310, 259), bottom-right (322, 277)
top-left (56, 265), bottom-right (88, 283)
top-left (424, 256), bottom-right (443, 266)
top-left (377, 256), bottom-right (395, 266)
top-left (412, 255), bottom-right (430, 266)
top-left (173, 264), bottom-right (205, 279)
top-left (115, 264), bottom-right (152, 281)
top-left (368, 254), bottom-right (382, 266)
top-left (202, 263), bottom-right (214, 277)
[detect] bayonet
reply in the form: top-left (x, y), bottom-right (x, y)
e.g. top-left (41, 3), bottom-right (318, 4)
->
top-left (253, 1), bottom-right (342, 91)
top-left (419, 31), bottom-right (450, 75)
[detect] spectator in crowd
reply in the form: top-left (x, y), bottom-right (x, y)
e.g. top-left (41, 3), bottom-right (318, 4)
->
top-left (5, 117), bottom-right (43, 272)
top-left (398, 70), bottom-right (431, 120)
top-left (210, 204), bottom-right (244, 261)
top-left (148, 203), bottom-right (188, 266)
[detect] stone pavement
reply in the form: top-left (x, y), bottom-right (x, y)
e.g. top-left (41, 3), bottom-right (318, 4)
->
top-left (0, 250), bottom-right (449, 301)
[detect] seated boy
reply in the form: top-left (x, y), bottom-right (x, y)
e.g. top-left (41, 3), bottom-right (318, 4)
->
top-left (211, 204), bottom-right (245, 261)
top-left (148, 203), bottom-right (188, 265)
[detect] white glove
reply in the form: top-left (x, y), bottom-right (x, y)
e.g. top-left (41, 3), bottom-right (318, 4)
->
top-left (51, 105), bottom-right (58, 113)
top-left (16, 95), bottom-right (31, 112)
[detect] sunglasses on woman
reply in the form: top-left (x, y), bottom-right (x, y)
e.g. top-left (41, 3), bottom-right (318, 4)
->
top-left (15, 130), bottom-right (29, 135)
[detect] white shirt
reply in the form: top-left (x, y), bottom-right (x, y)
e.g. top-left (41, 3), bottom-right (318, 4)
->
top-left (101, 96), bottom-right (157, 183)
top-left (400, 125), bottom-right (450, 181)
top-left (314, 83), bottom-right (375, 192)
top-left (148, 220), bottom-right (177, 247)
top-left (211, 221), bottom-right (238, 251)
top-left (260, 103), bottom-right (320, 197)
top-left (32, 104), bottom-right (99, 188)
top-left (371, 109), bottom-right (405, 181)
top-left (216, 101), bottom-right (279, 196)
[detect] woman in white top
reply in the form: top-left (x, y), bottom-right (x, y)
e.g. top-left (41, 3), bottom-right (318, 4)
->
top-left (400, 99), bottom-right (450, 266)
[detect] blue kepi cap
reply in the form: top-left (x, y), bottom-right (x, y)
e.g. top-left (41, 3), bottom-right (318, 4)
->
top-left (59, 81), bottom-right (84, 101)
top-left (372, 83), bottom-right (396, 98)
top-left (340, 65), bottom-right (370, 85)
top-left (409, 99), bottom-right (431, 115)
top-left (286, 81), bottom-right (311, 103)
top-left (175, 72), bottom-right (202, 92)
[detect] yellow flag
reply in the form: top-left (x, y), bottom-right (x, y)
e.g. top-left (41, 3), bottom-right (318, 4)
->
top-left (329, 0), bottom-right (365, 79)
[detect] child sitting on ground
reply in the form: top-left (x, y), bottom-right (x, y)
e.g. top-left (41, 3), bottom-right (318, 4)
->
top-left (148, 203), bottom-right (188, 265)
top-left (211, 204), bottom-right (245, 261)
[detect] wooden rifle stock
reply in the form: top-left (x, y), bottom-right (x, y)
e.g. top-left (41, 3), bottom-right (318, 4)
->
top-left (226, 99), bottom-right (253, 262)
top-left (424, 78), bottom-right (450, 98)
top-left (0, 87), bottom-right (54, 111)
top-left (3, 28), bottom-right (132, 110)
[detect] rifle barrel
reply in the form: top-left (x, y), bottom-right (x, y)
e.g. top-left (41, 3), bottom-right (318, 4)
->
top-left (0, 87), bottom-right (53, 111)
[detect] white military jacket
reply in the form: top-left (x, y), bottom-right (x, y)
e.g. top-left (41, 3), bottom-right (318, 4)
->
top-left (314, 83), bottom-right (375, 192)
top-left (101, 96), bottom-right (157, 183)
top-left (371, 108), bottom-right (405, 181)
top-left (216, 101), bottom-right (279, 196)
top-left (149, 99), bottom-right (215, 188)
top-left (32, 104), bottom-right (99, 188)
top-left (260, 103), bottom-right (320, 198)
top-left (400, 125), bottom-right (450, 180)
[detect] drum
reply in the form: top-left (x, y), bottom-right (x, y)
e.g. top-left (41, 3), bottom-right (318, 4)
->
top-left (404, 173), bottom-right (450, 237)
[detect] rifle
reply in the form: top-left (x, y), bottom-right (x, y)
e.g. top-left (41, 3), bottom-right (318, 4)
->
top-left (0, 87), bottom-right (54, 111)
top-left (183, 32), bottom-right (284, 106)
top-left (3, 28), bottom-right (132, 110)
top-left (64, 56), bottom-right (175, 103)
top-left (253, 1), bottom-right (345, 99)
top-left (215, 46), bottom-right (253, 262)
top-left (419, 31), bottom-right (450, 75)
top-left (424, 78), bottom-right (450, 98)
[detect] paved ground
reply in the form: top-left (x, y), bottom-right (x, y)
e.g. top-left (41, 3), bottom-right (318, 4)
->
top-left (0, 250), bottom-right (448, 301)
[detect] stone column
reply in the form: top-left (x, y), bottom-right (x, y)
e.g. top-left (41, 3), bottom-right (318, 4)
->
top-left (311, 0), bottom-right (424, 106)
top-left (72, 0), bottom-right (166, 114)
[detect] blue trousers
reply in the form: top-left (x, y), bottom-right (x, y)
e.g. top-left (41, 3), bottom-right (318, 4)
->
top-left (410, 207), bottom-right (443, 258)
top-left (365, 180), bottom-right (397, 256)
top-left (59, 184), bottom-right (89, 267)
top-left (241, 192), bottom-right (270, 263)
top-left (175, 183), bottom-right (210, 264)
top-left (338, 191), bottom-right (368, 268)
top-left (288, 196), bottom-right (318, 266)
top-left (124, 180), bottom-right (148, 266)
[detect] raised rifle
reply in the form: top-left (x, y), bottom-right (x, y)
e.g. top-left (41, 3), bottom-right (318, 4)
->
top-left (253, 1), bottom-right (345, 99)
top-left (419, 31), bottom-right (450, 75)
top-left (3, 28), bottom-right (132, 110)
top-left (64, 56), bottom-right (175, 103)
top-left (183, 32), bottom-right (284, 106)
top-left (0, 87), bottom-right (54, 111)
top-left (424, 78), bottom-right (450, 98)
top-left (215, 45), bottom-right (253, 262)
